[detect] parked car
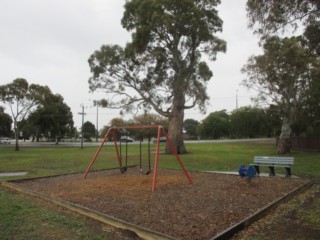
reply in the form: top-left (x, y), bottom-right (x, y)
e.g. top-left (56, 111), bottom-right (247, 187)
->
top-left (0, 138), bottom-right (11, 144)
top-left (120, 136), bottom-right (134, 142)
top-left (153, 136), bottom-right (166, 143)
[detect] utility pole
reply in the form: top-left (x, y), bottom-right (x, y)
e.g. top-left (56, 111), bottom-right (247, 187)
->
top-left (78, 105), bottom-right (86, 149)
top-left (96, 104), bottom-right (99, 142)
top-left (236, 89), bottom-right (238, 109)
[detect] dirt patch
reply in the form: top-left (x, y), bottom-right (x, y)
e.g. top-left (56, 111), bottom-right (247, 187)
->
top-left (16, 168), bottom-right (308, 240)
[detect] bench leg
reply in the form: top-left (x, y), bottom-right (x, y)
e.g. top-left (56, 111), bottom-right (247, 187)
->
top-left (269, 166), bottom-right (275, 176)
top-left (285, 167), bottom-right (291, 177)
top-left (254, 165), bottom-right (260, 175)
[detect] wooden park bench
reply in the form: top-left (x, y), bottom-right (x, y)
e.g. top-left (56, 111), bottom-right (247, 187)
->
top-left (251, 156), bottom-right (294, 177)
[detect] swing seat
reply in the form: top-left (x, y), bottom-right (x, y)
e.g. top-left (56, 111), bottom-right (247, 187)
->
top-left (140, 168), bottom-right (151, 175)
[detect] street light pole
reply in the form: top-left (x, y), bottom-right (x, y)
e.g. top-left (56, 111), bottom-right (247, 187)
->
top-left (236, 89), bottom-right (238, 109)
top-left (78, 105), bottom-right (86, 149)
top-left (96, 104), bottom-right (99, 142)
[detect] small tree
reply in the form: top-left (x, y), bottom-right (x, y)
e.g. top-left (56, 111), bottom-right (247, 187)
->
top-left (183, 119), bottom-right (200, 140)
top-left (82, 121), bottom-right (96, 141)
top-left (0, 106), bottom-right (12, 137)
top-left (230, 106), bottom-right (269, 138)
top-left (198, 110), bottom-right (230, 139)
top-left (0, 78), bottom-right (50, 150)
top-left (132, 113), bottom-right (168, 140)
top-left (28, 93), bottom-right (74, 144)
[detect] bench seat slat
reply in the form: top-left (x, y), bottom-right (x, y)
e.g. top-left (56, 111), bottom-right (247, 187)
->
top-left (253, 156), bottom-right (294, 165)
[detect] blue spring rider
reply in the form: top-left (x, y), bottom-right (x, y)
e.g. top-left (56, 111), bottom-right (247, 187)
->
top-left (239, 165), bottom-right (256, 182)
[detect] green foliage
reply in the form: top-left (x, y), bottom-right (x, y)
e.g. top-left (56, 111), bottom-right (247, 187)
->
top-left (0, 79), bottom-right (35, 122)
top-left (242, 36), bottom-right (319, 152)
top-left (89, 0), bottom-right (226, 114)
top-left (28, 93), bottom-right (74, 142)
top-left (183, 119), bottom-right (199, 139)
top-left (242, 36), bottom-right (315, 116)
top-left (230, 106), bottom-right (270, 138)
top-left (246, 0), bottom-right (320, 37)
top-left (100, 114), bottom-right (168, 140)
top-left (132, 113), bottom-right (168, 127)
top-left (264, 105), bottom-right (282, 137)
top-left (303, 20), bottom-right (320, 56)
top-left (82, 121), bottom-right (96, 140)
top-left (198, 110), bottom-right (230, 139)
top-left (131, 113), bottom-right (168, 139)
top-left (88, 0), bottom-right (227, 153)
top-left (93, 99), bottom-right (108, 108)
top-left (246, 1), bottom-right (320, 147)
top-left (197, 106), bottom-right (282, 140)
top-left (303, 60), bottom-right (320, 136)
top-left (17, 118), bottom-right (34, 140)
top-left (0, 78), bottom-right (29, 103)
top-left (0, 79), bottom-right (53, 150)
top-left (0, 106), bottom-right (12, 137)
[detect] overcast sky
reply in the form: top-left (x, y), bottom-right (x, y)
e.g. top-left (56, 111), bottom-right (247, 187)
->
top-left (0, 0), bottom-right (262, 129)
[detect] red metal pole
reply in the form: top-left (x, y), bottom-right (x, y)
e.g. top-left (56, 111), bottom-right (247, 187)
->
top-left (110, 125), bottom-right (160, 130)
top-left (152, 126), bottom-right (162, 192)
top-left (112, 127), bottom-right (122, 171)
top-left (83, 128), bottom-right (111, 178)
top-left (161, 128), bottom-right (192, 184)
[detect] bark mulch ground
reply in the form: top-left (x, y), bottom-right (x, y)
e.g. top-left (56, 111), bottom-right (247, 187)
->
top-left (16, 167), bottom-right (309, 240)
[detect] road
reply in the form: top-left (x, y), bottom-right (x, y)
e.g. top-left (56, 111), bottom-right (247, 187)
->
top-left (1, 138), bottom-right (274, 148)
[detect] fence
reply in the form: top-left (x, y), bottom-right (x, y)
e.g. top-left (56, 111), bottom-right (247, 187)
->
top-left (291, 137), bottom-right (320, 151)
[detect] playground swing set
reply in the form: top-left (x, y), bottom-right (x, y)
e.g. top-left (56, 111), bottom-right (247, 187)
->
top-left (118, 127), bottom-right (151, 175)
top-left (83, 125), bottom-right (192, 192)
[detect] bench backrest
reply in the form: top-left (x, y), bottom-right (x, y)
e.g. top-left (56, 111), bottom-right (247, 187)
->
top-left (253, 156), bottom-right (294, 165)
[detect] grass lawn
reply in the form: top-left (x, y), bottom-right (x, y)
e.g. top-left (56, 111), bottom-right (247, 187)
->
top-left (1, 139), bottom-right (320, 239)
top-left (0, 187), bottom-right (115, 240)
top-left (1, 140), bottom-right (318, 180)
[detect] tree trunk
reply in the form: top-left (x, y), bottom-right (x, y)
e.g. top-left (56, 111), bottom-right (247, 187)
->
top-left (36, 129), bottom-right (40, 142)
top-left (166, 108), bottom-right (186, 154)
top-left (277, 117), bottom-right (292, 154)
top-left (14, 121), bottom-right (19, 151)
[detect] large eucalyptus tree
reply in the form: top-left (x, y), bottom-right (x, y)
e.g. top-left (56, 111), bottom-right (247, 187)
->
top-left (88, 0), bottom-right (226, 153)
top-left (246, 0), bottom-right (320, 152)
top-left (242, 36), bottom-right (318, 154)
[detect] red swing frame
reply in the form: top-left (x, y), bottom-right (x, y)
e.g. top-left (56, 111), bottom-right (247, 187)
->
top-left (83, 125), bottom-right (192, 191)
